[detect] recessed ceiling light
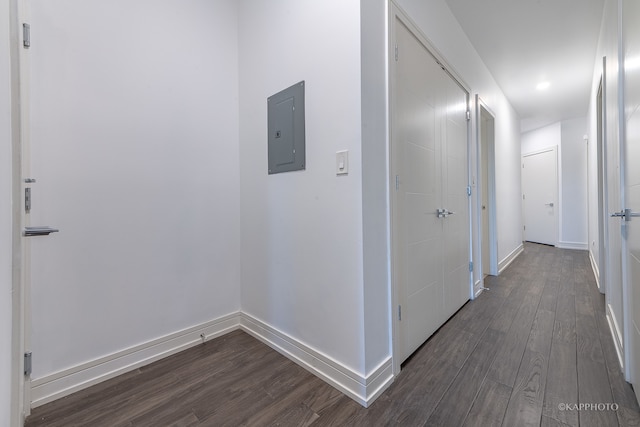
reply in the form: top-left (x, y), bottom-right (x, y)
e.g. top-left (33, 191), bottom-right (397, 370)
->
top-left (536, 81), bottom-right (550, 91)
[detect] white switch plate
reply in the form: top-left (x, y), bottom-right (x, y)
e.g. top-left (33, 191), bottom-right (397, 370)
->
top-left (336, 150), bottom-right (349, 175)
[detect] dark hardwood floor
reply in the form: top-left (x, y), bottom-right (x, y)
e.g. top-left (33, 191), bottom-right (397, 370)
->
top-left (25, 243), bottom-right (640, 426)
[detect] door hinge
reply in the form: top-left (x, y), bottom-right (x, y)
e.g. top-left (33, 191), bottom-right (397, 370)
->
top-left (398, 305), bottom-right (402, 321)
top-left (395, 175), bottom-right (399, 191)
top-left (467, 186), bottom-right (472, 197)
top-left (524, 225), bottom-right (526, 231)
top-left (469, 262), bottom-right (473, 272)
top-left (523, 194), bottom-right (525, 200)
top-left (24, 352), bottom-right (32, 376)
top-left (25, 187), bottom-right (31, 213)
top-left (395, 44), bottom-right (398, 61)
top-left (466, 110), bottom-right (471, 121)
top-left (23, 23), bottom-right (30, 49)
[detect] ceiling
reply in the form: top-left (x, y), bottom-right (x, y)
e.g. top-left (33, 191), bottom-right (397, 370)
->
top-left (445, 0), bottom-right (605, 133)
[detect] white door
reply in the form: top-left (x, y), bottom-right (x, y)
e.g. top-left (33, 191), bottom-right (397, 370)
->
top-left (623, 0), bottom-right (640, 401)
top-left (481, 128), bottom-right (490, 275)
top-left (24, 2), bottom-right (230, 407)
top-left (480, 107), bottom-right (492, 276)
top-left (606, 84), bottom-right (625, 363)
top-left (522, 148), bottom-right (558, 246)
top-left (392, 16), bottom-right (470, 363)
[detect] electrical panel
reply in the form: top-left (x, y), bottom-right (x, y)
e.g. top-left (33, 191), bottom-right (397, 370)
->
top-left (268, 81), bottom-right (305, 174)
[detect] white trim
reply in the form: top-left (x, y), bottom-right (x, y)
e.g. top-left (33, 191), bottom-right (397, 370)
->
top-left (29, 311), bottom-right (395, 410)
top-left (240, 313), bottom-right (394, 408)
top-left (607, 303), bottom-right (625, 370)
top-left (10, 0), bottom-right (26, 422)
top-left (30, 312), bottom-right (241, 408)
top-left (556, 241), bottom-right (589, 250)
top-left (589, 250), bottom-right (602, 291)
top-left (498, 243), bottom-right (524, 274)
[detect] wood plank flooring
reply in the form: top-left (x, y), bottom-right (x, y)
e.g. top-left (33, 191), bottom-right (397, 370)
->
top-left (25, 243), bottom-right (640, 426)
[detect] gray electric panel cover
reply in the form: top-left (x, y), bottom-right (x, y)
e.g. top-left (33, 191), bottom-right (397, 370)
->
top-left (268, 81), bottom-right (305, 174)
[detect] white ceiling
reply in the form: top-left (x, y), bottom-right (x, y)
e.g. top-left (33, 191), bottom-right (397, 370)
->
top-left (445, 0), bottom-right (605, 133)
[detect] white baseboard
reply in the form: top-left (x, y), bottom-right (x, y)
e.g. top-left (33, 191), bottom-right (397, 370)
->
top-left (239, 313), bottom-right (393, 407)
top-left (498, 243), bottom-right (524, 274)
top-left (606, 304), bottom-right (625, 371)
top-left (30, 311), bottom-right (394, 410)
top-left (557, 241), bottom-right (588, 250)
top-left (30, 312), bottom-right (242, 408)
top-left (589, 250), bottom-right (602, 292)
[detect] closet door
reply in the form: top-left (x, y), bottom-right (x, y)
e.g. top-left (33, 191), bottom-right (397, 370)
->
top-left (392, 18), bottom-right (470, 363)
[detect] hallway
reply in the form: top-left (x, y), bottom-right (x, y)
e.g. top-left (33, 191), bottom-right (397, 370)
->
top-left (25, 243), bottom-right (640, 426)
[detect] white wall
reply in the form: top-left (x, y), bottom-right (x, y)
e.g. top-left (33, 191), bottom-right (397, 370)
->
top-left (238, 0), bottom-right (367, 375)
top-left (561, 118), bottom-right (588, 247)
top-left (522, 122), bottom-right (560, 155)
top-left (360, 0), bottom-right (393, 376)
top-left (1, 0), bottom-right (13, 423)
top-left (394, 0), bottom-right (523, 280)
top-left (28, 0), bottom-right (241, 384)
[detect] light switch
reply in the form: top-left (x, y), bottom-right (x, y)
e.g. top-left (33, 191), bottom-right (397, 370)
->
top-left (336, 150), bottom-right (349, 175)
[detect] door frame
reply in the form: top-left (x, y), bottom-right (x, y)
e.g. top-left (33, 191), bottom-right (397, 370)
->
top-left (476, 96), bottom-right (498, 281)
top-left (596, 70), bottom-right (608, 295)
top-left (9, 0), bottom-right (27, 423)
top-left (389, 3), bottom-right (472, 376)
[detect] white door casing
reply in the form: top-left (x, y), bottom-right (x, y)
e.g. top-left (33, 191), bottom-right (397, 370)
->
top-left (522, 148), bottom-right (558, 246)
top-left (623, 0), bottom-right (640, 401)
top-left (606, 55), bottom-right (626, 368)
top-left (477, 98), bottom-right (498, 278)
top-left (391, 12), bottom-right (470, 364)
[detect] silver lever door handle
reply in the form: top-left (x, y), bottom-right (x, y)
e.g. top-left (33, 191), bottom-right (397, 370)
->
top-left (437, 209), bottom-right (456, 218)
top-left (611, 209), bottom-right (640, 221)
top-left (545, 202), bottom-right (554, 207)
top-left (24, 226), bottom-right (59, 237)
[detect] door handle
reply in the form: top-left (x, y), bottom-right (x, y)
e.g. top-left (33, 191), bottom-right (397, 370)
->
top-left (545, 202), bottom-right (554, 207)
top-left (611, 209), bottom-right (640, 221)
top-left (436, 209), bottom-right (456, 218)
top-left (23, 226), bottom-right (59, 237)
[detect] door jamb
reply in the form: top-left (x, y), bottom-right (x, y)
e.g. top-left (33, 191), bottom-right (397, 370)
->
top-left (9, 0), bottom-right (26, 423)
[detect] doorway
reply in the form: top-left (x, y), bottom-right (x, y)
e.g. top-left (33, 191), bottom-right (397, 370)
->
top-left (522, 148), bottom-right (558, 246)
top-left (390, 7), bottom-right (471, 368)
top-left (477, 97), bottom-right (498, 279)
